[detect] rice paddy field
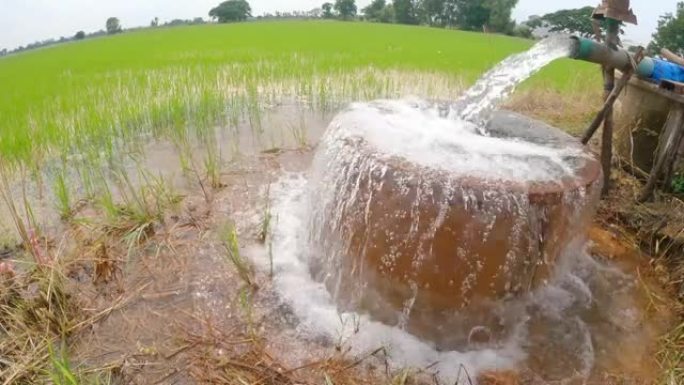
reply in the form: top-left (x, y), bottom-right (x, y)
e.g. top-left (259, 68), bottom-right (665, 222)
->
top-left (0, 21), bottom-right (599, 163)
top-left (3, 20), bottom-right (682, 385)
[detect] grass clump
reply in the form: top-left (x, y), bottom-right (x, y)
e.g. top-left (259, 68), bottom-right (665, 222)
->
top-left (220, 223), bottom-right (255, 290)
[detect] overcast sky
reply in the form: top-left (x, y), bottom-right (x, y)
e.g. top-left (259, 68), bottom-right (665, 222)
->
top-left (0, 0), bottom-right (677, 50)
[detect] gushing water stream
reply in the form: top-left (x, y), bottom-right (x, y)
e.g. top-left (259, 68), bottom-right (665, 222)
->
top-left (452, 35), bottom-right (576, 131)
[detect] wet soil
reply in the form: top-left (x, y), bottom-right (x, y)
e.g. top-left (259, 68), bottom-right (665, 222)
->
top-left (0, 102), bottom-right (677, 384)
top-left (60, 143), bottom-right (676, 385)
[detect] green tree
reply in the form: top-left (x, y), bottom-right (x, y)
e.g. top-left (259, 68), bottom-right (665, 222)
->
top-left (454, 0), bottom-right (489, 31)
top-left (363, 0), bottom-right (386, 21)
top-left (650, 2), bottom-right (684, 55)
top-left (105, 17), bottom-right (122, 34)
top-left (334, 0), bottom-right (357, 20)
top-left (486, 0), bottom-right (517, 34)
top-left (209, 0), bottom-right (252, 23)
top-left (393, 0), bottom-right (418, 24)
top-left (322, 2), bottom-right (335, 18)
top-left (418, 0), bottom-right (445, 26)
top-left (379, 3), bottom-right (395, 22)
top-left (151, 17), bottom-right (159, 27)
top-left (453, 0), bottom-right (516, 33)
top-left (527, 6), bottom-right (596, 37)
top-left (74, 31), bottom-right (86, 40)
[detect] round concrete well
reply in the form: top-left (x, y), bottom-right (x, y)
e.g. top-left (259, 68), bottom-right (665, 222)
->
top-left (308, 100), bottom-right (602, 347)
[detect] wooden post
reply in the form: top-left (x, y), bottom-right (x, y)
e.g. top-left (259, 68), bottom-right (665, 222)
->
top-left (639, 105), bottom-right (684, 202)
top-left (601, 20), bottom-right (620, 196)
top-left (581, 48), bottom-right (643, 146)
top-left (581, 67), bottom-right (633, 145)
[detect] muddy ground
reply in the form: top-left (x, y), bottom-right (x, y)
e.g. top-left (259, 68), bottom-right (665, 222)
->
top-left (51, 148), bottom-right (679, 385)
top-left (0, 100), bottom-right (682, 384)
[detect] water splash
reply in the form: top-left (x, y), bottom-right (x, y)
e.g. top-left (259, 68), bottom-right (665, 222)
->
top-left (325, 98), bottom-right (589, 184)
top-left (451, 35), bottom-right (576, 131)
top-left (264, 173), bottom-right (647, 384)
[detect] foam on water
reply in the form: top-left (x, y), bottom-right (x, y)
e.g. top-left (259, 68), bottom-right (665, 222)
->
top-left (329, 98), bottom-right (589, 184)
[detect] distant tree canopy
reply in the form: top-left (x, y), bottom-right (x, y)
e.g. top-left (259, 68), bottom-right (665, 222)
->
top-left (322, 0), bottom-right (516, 30)
top-left (527, 6), bottom-right (596, 37)
top-left (454, 0), bottom-right (517, 33)
top-left (334, 0), bottom-right (357, 20)
top-left (393, 0), bottom-right (418, 24)
top-left (322, 2), bottom-right (334, 18)
top-left (105, 17), bottom-right (122, 34)
top-left (363, 0), bottom-right (386, 21)
top-left (419, 0), bottom-right (453, 27)
top-left (209, 0), bottom-right (252, 23)
top-left (74, 31), bottom-right (86, 40)
top-left (650, 2), bottom-right (684, 56)
top-left (362, 0), bottom-right (395, 22)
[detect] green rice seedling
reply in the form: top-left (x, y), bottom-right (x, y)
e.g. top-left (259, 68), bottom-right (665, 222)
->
top-left (53, 167), bottom-right (72, 220)
top-left (48, 342), bottom-right (79, 385)
top-left (238, 286), bottom-right (257, 339)
top-left (219, 223), bottom-right (255, 289)
top-left (289, 112), bottom-right (309, 149)
top-left (174, 144), bottom-right (212, 203)
top-left (258, 186), bottom-right (272, 245)
top-left (0, 160), bottom-right (33, 253)
top-left (203, 136), bottom-right (222, 189)
top-left (95, 174), bottom-right (121, 222)
top-left (258, 186), bottom-right (274, 277)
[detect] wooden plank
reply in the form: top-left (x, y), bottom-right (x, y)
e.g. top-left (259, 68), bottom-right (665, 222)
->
top-left (581, 66), bottom-right (634, 145)
top-left (639, 104), bottom-right (684, 201)
top-left (660, 79), bottom-right (684, 95)
top-left (628, 76), bottom-right (684, 104)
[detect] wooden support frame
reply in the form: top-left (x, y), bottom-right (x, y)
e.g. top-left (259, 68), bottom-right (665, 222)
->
top-left (639, 105), bottom-right (684, 202)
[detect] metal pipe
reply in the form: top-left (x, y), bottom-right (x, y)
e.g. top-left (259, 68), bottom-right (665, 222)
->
top-left (569, 36), bottom-right (655, 78)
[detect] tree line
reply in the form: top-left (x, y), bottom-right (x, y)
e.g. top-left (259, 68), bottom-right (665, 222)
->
top-left (4, 1), bottom-right (684, 58)
top-left (320, 0), bottom-right (521, 35)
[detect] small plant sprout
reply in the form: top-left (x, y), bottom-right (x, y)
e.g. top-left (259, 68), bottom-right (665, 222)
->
top-left (53, 167), bottom-right (72, 220)
top-left (220, 223), bottom-right (255, 290)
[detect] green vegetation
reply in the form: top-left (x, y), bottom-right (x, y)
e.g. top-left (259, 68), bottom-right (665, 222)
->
top-left (209, 0), bottom-right (252, 23)
top-left (0, 21), bottom-right (596, 165)
top-left (650, 2), bottom-right (684, 55)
